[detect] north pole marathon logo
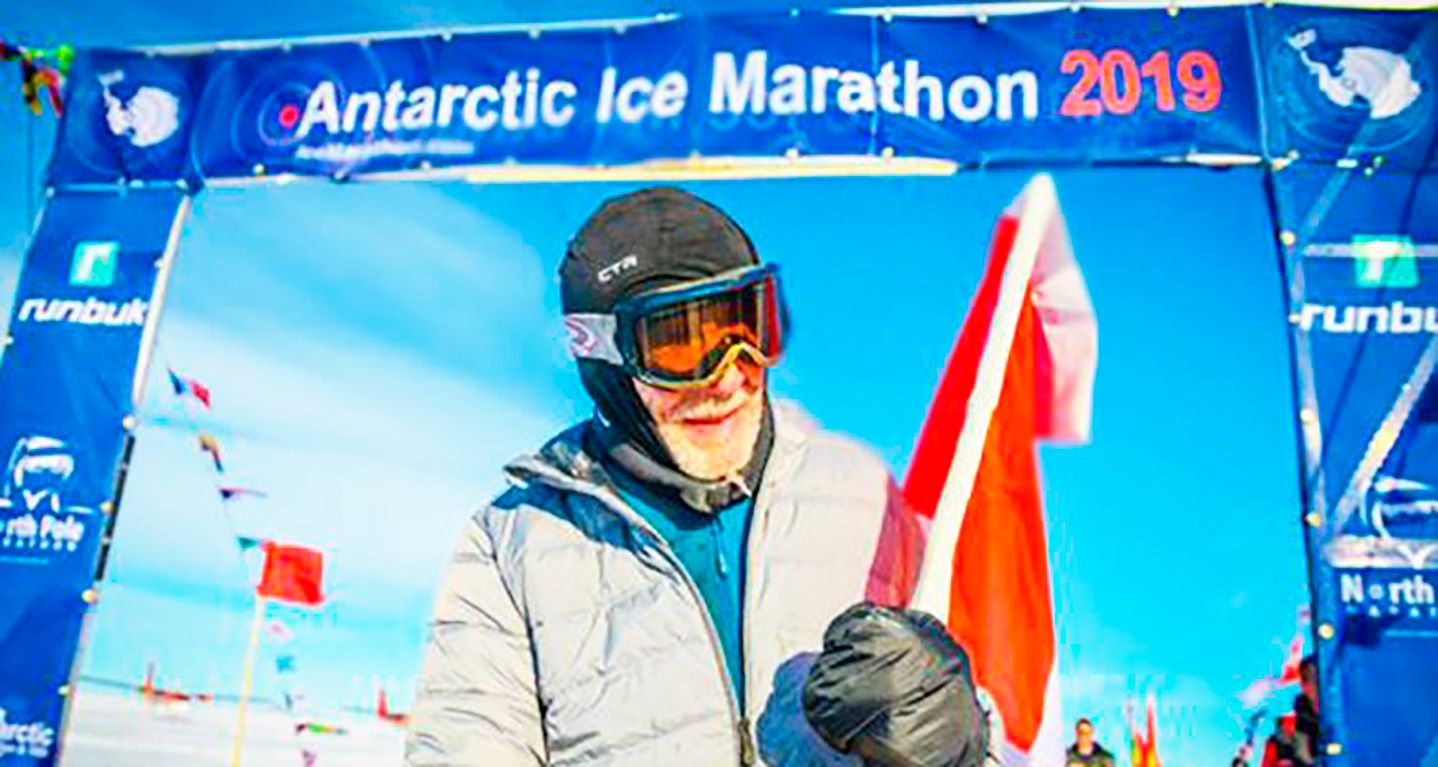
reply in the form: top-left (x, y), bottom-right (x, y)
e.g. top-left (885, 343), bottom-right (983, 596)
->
top-left (1327, 474), bottom-right (1438, 572)
top-left (1271, 18), bottom-right (1433, 152)
top-left (1362, 475), bottom-right (1438, 543)
top-left (0, 436), bottom-right (92, 555)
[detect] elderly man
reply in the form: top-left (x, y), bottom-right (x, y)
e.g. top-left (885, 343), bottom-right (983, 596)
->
top-left (406, 187), bottom-right (989, 767)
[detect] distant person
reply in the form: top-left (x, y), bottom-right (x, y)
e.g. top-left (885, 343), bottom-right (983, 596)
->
top-left (1065, 717), bottom-right (1116, 767)
top-left (1260, 712), bottom-right (1313, 767)
top-left (1293, 655), bottom-right (1320, 754)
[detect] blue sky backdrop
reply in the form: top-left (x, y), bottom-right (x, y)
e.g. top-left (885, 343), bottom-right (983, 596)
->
top-left (1, 2), bottom-right (1311, 763)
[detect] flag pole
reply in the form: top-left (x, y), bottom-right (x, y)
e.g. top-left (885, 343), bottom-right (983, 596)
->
top-left (909, 173), bottom-right (1058, 616)
top-left (231, 596), bottom-right (266, 767)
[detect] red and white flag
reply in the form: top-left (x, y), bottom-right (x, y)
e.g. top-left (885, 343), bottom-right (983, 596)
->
top-left (902, 174), bottom-right (1097, 765)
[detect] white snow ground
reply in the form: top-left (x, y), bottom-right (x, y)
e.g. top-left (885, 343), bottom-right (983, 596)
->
top-left (60, 688), bottom-right (405, 767)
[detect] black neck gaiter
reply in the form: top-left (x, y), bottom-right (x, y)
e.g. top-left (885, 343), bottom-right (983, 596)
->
top-left (581, 373), bottom-right (775, 515)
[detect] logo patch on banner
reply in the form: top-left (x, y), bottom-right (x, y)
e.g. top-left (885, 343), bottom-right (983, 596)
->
top-left (1302, 238), bottom-right (1437, 289)
top-left (69, 241), bottom-right (119, 288)
top-left (15, 298), bottom-right (149, 327)
top-left (0, 707), bottom-right (56, 759)
top-left (1352, 236), bottom-right (1419, 288)
top-left (1271, 19), bottom-right (1434, 152)
top-left (1366, 475), bottom-right (1438, 540)
top-left (0, 436), bottom-right (92, 554)
top-left (99, 70), bottom-right (181, 148)
top-left (1298, 301), bottom-right (1438, 334)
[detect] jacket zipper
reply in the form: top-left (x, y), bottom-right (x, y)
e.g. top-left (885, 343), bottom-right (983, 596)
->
top-left (593, 485), bottom-right (750, 766)
top-left (735, 472), bottom-right (766, 767)
top-left (511, 442), bottom-right (797, 766)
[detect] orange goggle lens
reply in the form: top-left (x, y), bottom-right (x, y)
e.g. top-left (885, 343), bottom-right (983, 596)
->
top-left (632, 277), bottom-right (783, 384)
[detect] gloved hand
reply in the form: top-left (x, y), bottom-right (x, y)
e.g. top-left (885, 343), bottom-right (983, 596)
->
top-left (801, 603), bottom-right (989, 767)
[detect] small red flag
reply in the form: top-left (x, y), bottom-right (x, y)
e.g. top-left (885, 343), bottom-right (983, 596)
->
top-left (257, 542), bottom-right (324, 606)
top-left (188, 379), bottom-right (212, 408)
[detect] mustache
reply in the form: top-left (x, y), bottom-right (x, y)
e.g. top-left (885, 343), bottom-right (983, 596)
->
top-left (666, 385), bottom-right (759, 421)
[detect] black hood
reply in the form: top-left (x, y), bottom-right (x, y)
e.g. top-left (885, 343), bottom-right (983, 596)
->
top-left (560, 187), bottom-right (772, 512)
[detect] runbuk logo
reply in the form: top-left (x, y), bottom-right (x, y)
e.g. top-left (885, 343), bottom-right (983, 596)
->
top-left (16, 297), bottom-right (148, 327)
top-left (1298, 301), bottom-right (1438, 334)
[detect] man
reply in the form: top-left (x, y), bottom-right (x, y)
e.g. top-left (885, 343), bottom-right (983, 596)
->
top-left (1064, 718), bottom-right (1115, 767)
top-left (1292, 655), bottom-right (1320, 755)
top-left (1261, 712), bottom-right (1313, 767)
top-left (405, 187), bottom-right (989, 767)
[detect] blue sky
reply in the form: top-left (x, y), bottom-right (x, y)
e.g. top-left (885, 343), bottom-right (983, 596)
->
top-left (0, 2), bottom-right (1313, 764)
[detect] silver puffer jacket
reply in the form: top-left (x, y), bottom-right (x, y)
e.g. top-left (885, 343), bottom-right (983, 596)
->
top-left (405, 401), bottom-right (924, 767)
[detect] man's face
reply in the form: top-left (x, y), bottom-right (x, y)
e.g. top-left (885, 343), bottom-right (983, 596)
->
top-left (1299, 660), bottom-right (1319, 706)
top-left (1076, 721), bottom-right (1095, 752)
top-left (634, 357), bottom-right (766, 481)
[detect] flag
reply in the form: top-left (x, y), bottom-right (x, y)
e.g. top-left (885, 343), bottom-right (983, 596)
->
top-left (198, 433), bottom-right (224, 472)
top-left (296, 722), bottom-right (346, 736)
top-left (167, 368), bottom-right (212, 408)
top-left (236, 536), bottom-right (264, 551)
top-left (220, 486), bottom-right (267, 502)
top-left (276, 655), bottom-right (296, 673)
top-left (1128, 695), bottom-right (1161, 767)
top-left (265, 619), bottom-right (295, 644)
top-left (901, 174), bottom-right (1096, 764)
top-left (1233, 708), bottom-right (1266, 764)
top-left (257, 541), bottom-right (324, 607)
top-left (1238, 607), bottom-right (1309, 708)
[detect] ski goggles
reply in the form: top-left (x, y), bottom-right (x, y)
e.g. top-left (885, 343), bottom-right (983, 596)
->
top-left (564, 264), bottom-right (788, 388)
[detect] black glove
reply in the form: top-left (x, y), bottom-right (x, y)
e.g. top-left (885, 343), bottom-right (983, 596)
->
top-left (801, 603), bottom-right (989, 767)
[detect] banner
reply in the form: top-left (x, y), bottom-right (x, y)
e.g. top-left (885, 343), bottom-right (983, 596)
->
top-left (46, 8), bottom-right (1262, 186)
top-left (1264, 8), bottom-right (1438, 763)
top-left (0, 188), bottom-right (186, 766)
top-left (1255, 7), bottom-right (1437, 169)
top-left (7, 3), bottom-right (1435, 764)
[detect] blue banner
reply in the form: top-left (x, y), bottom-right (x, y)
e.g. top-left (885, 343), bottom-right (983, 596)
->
top-left (14, 4), bottom-right (1438, 763)
top-left (1264, 7), bottom-right (1438, 760)
top-left (1274, 140), bottom-right (1438, 765)
top-left (46, 8), bottom-right (1263, 186)
top-left (1255, 6), bottom-right (1438, 169)
top-left (0, 188), bottom-right (185, 766)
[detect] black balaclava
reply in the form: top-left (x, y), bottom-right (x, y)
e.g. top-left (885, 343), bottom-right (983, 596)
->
top-left (560, 187), bottom-right (774, 513)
